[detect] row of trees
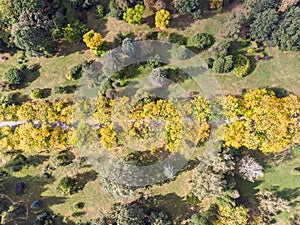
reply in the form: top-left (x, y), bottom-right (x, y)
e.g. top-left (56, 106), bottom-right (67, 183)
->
top-left (0, 88), bottom-right (298, 154)
top-left (0, 99), bottom-right (72, 123)
top-left (0, 124), bottom-right (73, 152)
top-left (95, 88), bottom-right (299, 154)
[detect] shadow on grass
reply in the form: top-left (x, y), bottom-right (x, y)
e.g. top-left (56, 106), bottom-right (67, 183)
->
top-left (27, 155), bottom-right (50, 167)
top-left (148, 193), bottom-right (190, 222)
top-left (269, 186), bottom-right (300, 204)
top-left (75, 170), bottom-right (98, 193)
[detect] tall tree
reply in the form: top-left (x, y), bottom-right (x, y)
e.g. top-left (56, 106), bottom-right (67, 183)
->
top-left (11, 11), bottom-right (54, 56)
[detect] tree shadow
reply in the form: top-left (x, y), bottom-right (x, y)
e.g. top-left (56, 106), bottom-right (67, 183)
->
top-left (1, 174), bottom-right (68, 224)
top-left (27, 155), bottom-right (50, 167)
top-left (169, 14), bottom-right (194, 30)
top-left (144, 14), bottom-right (155, 28)
top-left (63, 84), bottom-right (77, 94)
top-left (148, 193), bottom-right (190, 222)
top-left (266, 87), bottom-right (289, 98)
top-left (41, 88), bottom-right (52, 98)
top-left (55, 41), bottom-right (88, 57)
top-left (269, 186), bottom-right (300, 204)
top-left (9, 92), bottom-right (30, 105)
top-left (75, 170), bottom-right (98, 193)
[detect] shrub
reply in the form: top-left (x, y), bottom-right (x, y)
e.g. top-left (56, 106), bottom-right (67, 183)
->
top-left (4, 154), bottom-right (28, 172)
top-left (63, 21), bottom-right (88, 44)
top-left (54, 86), bottom-right (65, 94)
top-left (149, 67), bottom-right (168, 87)
top-left (147, 54), bottom-right (161, 68)
top-left (206, 58), bottom-right (214, 68)
top-left (212, 55), bottom-right (233, 73)
top-left (121, 37), bottom-right (135, 57)
top-left (193, 33), bottom-right (213, 50)
top-left (172, 44), bottom-right (189, 60)
top-left (174, 0), bottom-right (200, 14)
top-left (155, 9), bottom-right (171, 29)
top-left (232, 54), bottom-right (250, 78)
top-left (123, 5), bottom-right (144, 25)
top-left (193, 9), bottom-right (202, 20)
top-left (14, 182), bottom-right (26, 195)
top-left (95, 4), bottom-right (105, 18)
top-left (58, 176), bottom-right (76, 195)
top-left (74, 202), bottom-right (85, 210)
top-left (30, 88), bottom-right (43, 99)
top-left (4, 68), bottom-right (24, 85)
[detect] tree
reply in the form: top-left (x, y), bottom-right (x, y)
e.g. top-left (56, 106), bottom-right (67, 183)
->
top-left (173, 0), bottom-right (200, 14)
top-left (209, 0), bottom-right (223, 10)
top-left (222, 13), bottom-right (245, 39)
top-left (4, 67), bottom-right (24, 85)
top-left (249, 8), bottom-right (279, 44)
top-left (155, 9), bottom-right (171, 29)
top-left (274, 6), bottom-right (300, 51)
top-left (232, 54), bottom-right (250, 78)
top-left (144, 0), bottom-right (166, 12)
top-left (123, 4), bottom-right (145, 25)
top-left (237, 155), bottom-right (264, 182)
top-left (115, 203), bottom-right (145, 225)
top-left (214, 204), bottom-right (249, 225)
top-left (63, 21), bottom-right (88, 44)
top-left (67, 0), bottom-right (97, 10)
top-left (172, 44), bottom-right (189, 60)
top-left (30, 88), bottom-right (43, 99)
top-left (11, 11), bottom-right (54, 57)
top-left (83, 30), bottom-right (107, 56)
top-left (58, 176), bottom-right (76, 195)
top-left (212, 55), bottom-right (233, 73)
top-left (121, 37), bottom-right (136, 57)
top-left (149, 67), bottom-right (168, 87)
top-left (278, 0), bottom-right (298, 12)
top-left (193, 33), bottom-right (213, 50)
top-left (257, 190), bottom-right (290, 223)
top-left (12, 0), bottom-right (44, 16)
top-left (192, 143), bottom-right (236, 201)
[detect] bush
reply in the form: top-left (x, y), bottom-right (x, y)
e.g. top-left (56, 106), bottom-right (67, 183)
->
top-left (96, 4), bottom-right (105, 18)
top-left (193, 9), bottom-right (202, 19)
top-left (123, 5), bottom-right (144, 25)
top-left (4, 68), bottom-right (24, 85)
top-left (149, 67), bottom-right (168, 87)
top-left (172, 44), bottom-right (189, 60)
top-left (74, 202), bottom-right (85, 210)
top-left (121, 37), bottom-right (135, 57)
top-left (54, 86), bottom-right (65, 94)
top-left (206, 58), bottom-right (214, 68)
top-left (212, 55), bottom-right (233, 73)
top-left (232, 54), bottom-right (250, 78)
top-left (174, 0), bottom-right (200, 14)
top-left (193, 33), bottom-right (213, 50)
top-left (30, 88), bottom-right (43, 99)
top-left (147, 54), bottom-right (161, 68)
top-left (14, 182), bottom-right (26, 195)
top-left (4, 154), bottom-right (28, 172)
top-left (58, 176), bottom-right (76, 195)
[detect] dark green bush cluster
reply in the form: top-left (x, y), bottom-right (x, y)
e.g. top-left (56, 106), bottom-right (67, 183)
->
top-left (193, 33), bottom-right (214, 50)
top-left (4, 67), bottom-right (24, 85)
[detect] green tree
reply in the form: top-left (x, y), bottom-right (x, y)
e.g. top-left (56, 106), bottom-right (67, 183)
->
top-left (249, 8), bottom-right (279, 44)
top-left (274, 6), bottom-right (300, 51)
top-left (63, 21), bottom-right (87, 44)
top-left (123, 4), bottom-right (145, 25)
top-left (173, 0), bottom-right (200, 14)
top-left (11, 11), bottom-right (54, 57)
top-left (115, 203), bottom-right (145, 225)
top-left (193, 33), bottom-right (213, 50)
top-left (58, 176), bottom-right (76, 195)
top-left (4, 67), bottom-right (24, 85)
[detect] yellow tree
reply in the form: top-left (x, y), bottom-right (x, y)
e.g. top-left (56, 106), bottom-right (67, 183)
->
top-left (155, 9), bottom-right (171, 29)
top-left (214, 204), bottom-right (249, 225)
top-left (83, 30), bottom-right (107, 56)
